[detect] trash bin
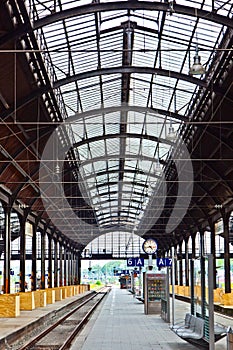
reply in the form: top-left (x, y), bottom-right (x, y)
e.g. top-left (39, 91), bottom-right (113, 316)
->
top-left (227, 326), bottom-right (233, 350)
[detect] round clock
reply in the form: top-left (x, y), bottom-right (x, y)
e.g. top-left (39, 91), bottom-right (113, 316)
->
top-left (142, 238), bottom-right (158, 255)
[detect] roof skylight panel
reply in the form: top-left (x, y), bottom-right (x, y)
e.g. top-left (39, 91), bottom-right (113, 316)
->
top-left (105, 123), bottom-right (120, 135)
top-left (130, 77), bottom-right (150, 95)
top-left (78, 76), bottom-right (102, 89)
top-left (132, 55), bottom-right (152, 68)
top-left (64, 16), bottom-right (95, 34)
top-left (129, 94), bottom-right (148, 111)
top-left (43, 31), bottom-right (63, 45)
top-left (71, 53), bottom-right (98, 74)
top-left (85, 123), bottom-right (103, 140)
top-left (100, 11), bottom-right (129, 28)
top-left (126, 138), bottom-right (140, 155)
top-left (100, 45), bottom-right (123, 67)
top-left (107, 184), bottom-right (118, 193)
top-left (145, 113), bottom-right (166, 136)
top-left (130, 92), bottom-right (149, 109)
top-left (142, 139), bottom-right (157, 158)
top-left (133, 33), bottom-right (158, 68)
top-left (150, 89), bottom-right (173, 112)
top-left (127, 112), bottom-right (144, 134)
top-left (122, 183), bottom-right (135, 192)
top-left (125, 172), bottom-right (147, 184)
top-left (106, 160), bottom-right (119, 170)
top-left (95, 165), bottom-right (107, 178)
top-left (164, 16), bottom-right (194, 36)
top-left (89, 140), bottom-right (105, 158)
top-left (216, 2), bottom-right (233, 16)
top-left (63, 99), bottom-right (77, 115)
top-left (80, 97), bottom-right (102, 112)
top-left (121, 160), bottom-right (137, 173)
top-left (102, 80), bottom-right (122, 102)
top-left (104, 112), bottom-right (121, 134)
top-left (103, 94), bottom-right (122, 109)
top-left (108, 173), bottom-right (119, 182)
top-left (106, 138), bottom-right (120, 155)
top-left (124, 171), bottom-right (135, 183)
top-left (78, 85), bottom-right (101, 111)
top-left (92, 161), bottom-right (107, 174)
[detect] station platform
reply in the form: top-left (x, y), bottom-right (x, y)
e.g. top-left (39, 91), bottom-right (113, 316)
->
top-left (71, 285), bottom-right (232, 350)
top-left (0, 286), bottom-right (232, 350)
top-left (0, 290), bottom-right (92, 350)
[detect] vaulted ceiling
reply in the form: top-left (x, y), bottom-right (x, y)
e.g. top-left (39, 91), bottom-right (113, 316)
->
top-left (0, 0), bottom-right (232, 253)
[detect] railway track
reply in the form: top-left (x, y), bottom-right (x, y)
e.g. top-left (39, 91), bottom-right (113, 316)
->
top-left (17, 286), bottom-right (111, 350)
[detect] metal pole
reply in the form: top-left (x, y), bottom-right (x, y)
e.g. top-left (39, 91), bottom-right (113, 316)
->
top-left (208, 254), bottom-right (215, 350)
top-left (190, 259), bottom-right (195, 315)
top-left (40, 231), bottom-right (45, 289)
top-left (59, 242), bottom-right (63, 287)
top-left (148, 254), bottom-right (153, 269)
top-left (19, 219), bottom-right (26, 292)
top-left (31, 224), bottom-right (37, 291)
top-left (54, 238), bottom-right (58, 287)
top-left (4, 208), bottom-right (11, 294)
top-left (172, 246), bottom-right (175, 326)
top-left (167, 266), bottom-right (170, 323)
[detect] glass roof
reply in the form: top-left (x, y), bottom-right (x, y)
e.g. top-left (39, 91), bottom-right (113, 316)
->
top-left (82, 231), bottom-right (145, 258)
top-left (26, 0), bottom-right (232, 241)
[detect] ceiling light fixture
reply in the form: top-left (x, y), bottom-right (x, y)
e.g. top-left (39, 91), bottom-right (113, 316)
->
top-left (189, 44), bottom-right (205, 76)
top-left (154, 143), bottom-right (162, 176)
top-left (166, 119), bottom-right (177, 141)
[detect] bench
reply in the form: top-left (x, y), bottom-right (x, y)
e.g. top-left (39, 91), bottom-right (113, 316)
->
top-left (170, 313), bottom-right (227, 347)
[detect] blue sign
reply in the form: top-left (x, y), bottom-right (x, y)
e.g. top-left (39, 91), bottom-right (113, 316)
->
top-left (156, 258), bottom-right (172, 268)
top-left (127, 258), bottom-right (144, 267)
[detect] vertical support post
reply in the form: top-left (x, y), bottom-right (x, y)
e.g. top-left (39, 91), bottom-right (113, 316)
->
top-left (200, 230), bottom-right (206, 318)
top-left (54, 237), bottom-right (58, 288)
top-left (73, 250), bottom-right (76, 284)
top-left (190, 233), bottom-right (196, 315)
top-left (70, 248), bottom-right (74, 285)
top-left (185, 239), bottom-right (189, 286)
top-left (210, 223), bottom-right (217, 289)
top-left (4, 208), bottom-right (11, 294)
top-left (190, 258), bottom-right (195, 315)
top-left (148, 254), bottom-right (153, 270)
top-left (31, 224), bottom-right (37, 291)
top-left (70, 249), bottom-right (73, 285)
top-left (19, 218), bottom-right (26, 292)
top-left (171, 246), bottom-right (175, 326)
top-left (47, 234), bottom-right (52, 288)
top-left (178, 242), bottom-right (183, 286)
top-left (63, 244), bottom-right (67, 286)
top-left (174, 246), bottom-right (178, 285)
top-left (68, 248), bottom-right (71, 285)
top-left (59, 241), bottom-right (63, 287)
top-left (77, 252), bottom-right (81, 285)
top-left (222, 210), bottom-right (231, 293)
top-left (166, 266), bottom-right (170, 323)
top-left (208, 254), bottom-right (215, 350)
top-left (40, 231), bottom-right (45, 289)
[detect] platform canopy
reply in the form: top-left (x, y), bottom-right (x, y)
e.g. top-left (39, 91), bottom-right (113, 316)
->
top-left (0, 0), bottom-right (232, 252)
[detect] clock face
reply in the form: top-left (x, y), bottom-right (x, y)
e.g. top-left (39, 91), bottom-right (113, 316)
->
top-left (142, 238), bottom-right (158, 254)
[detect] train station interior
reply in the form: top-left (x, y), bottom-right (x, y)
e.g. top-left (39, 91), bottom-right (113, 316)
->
top-left (0, 0), bottom-right (233, 349)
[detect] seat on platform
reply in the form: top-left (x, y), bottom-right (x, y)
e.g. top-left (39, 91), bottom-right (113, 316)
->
top-left (171, 313), bottom-right (227, 347)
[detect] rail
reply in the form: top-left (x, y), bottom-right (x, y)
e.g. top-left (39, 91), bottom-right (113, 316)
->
top-left (17, 286), bottom-right (111, 350)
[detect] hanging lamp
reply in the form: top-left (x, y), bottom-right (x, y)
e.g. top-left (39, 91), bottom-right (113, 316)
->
top-left (189, 44), bottom-right (205, 76)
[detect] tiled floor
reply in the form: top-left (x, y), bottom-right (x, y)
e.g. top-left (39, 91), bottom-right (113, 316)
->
top-left (71, 286), bottom-right (200, 350)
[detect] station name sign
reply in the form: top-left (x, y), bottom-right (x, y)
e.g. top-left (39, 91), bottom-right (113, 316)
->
top-left (156, 258), bottom-right (172, 268)
top-left (127, 257), bottom-right (144, 267)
